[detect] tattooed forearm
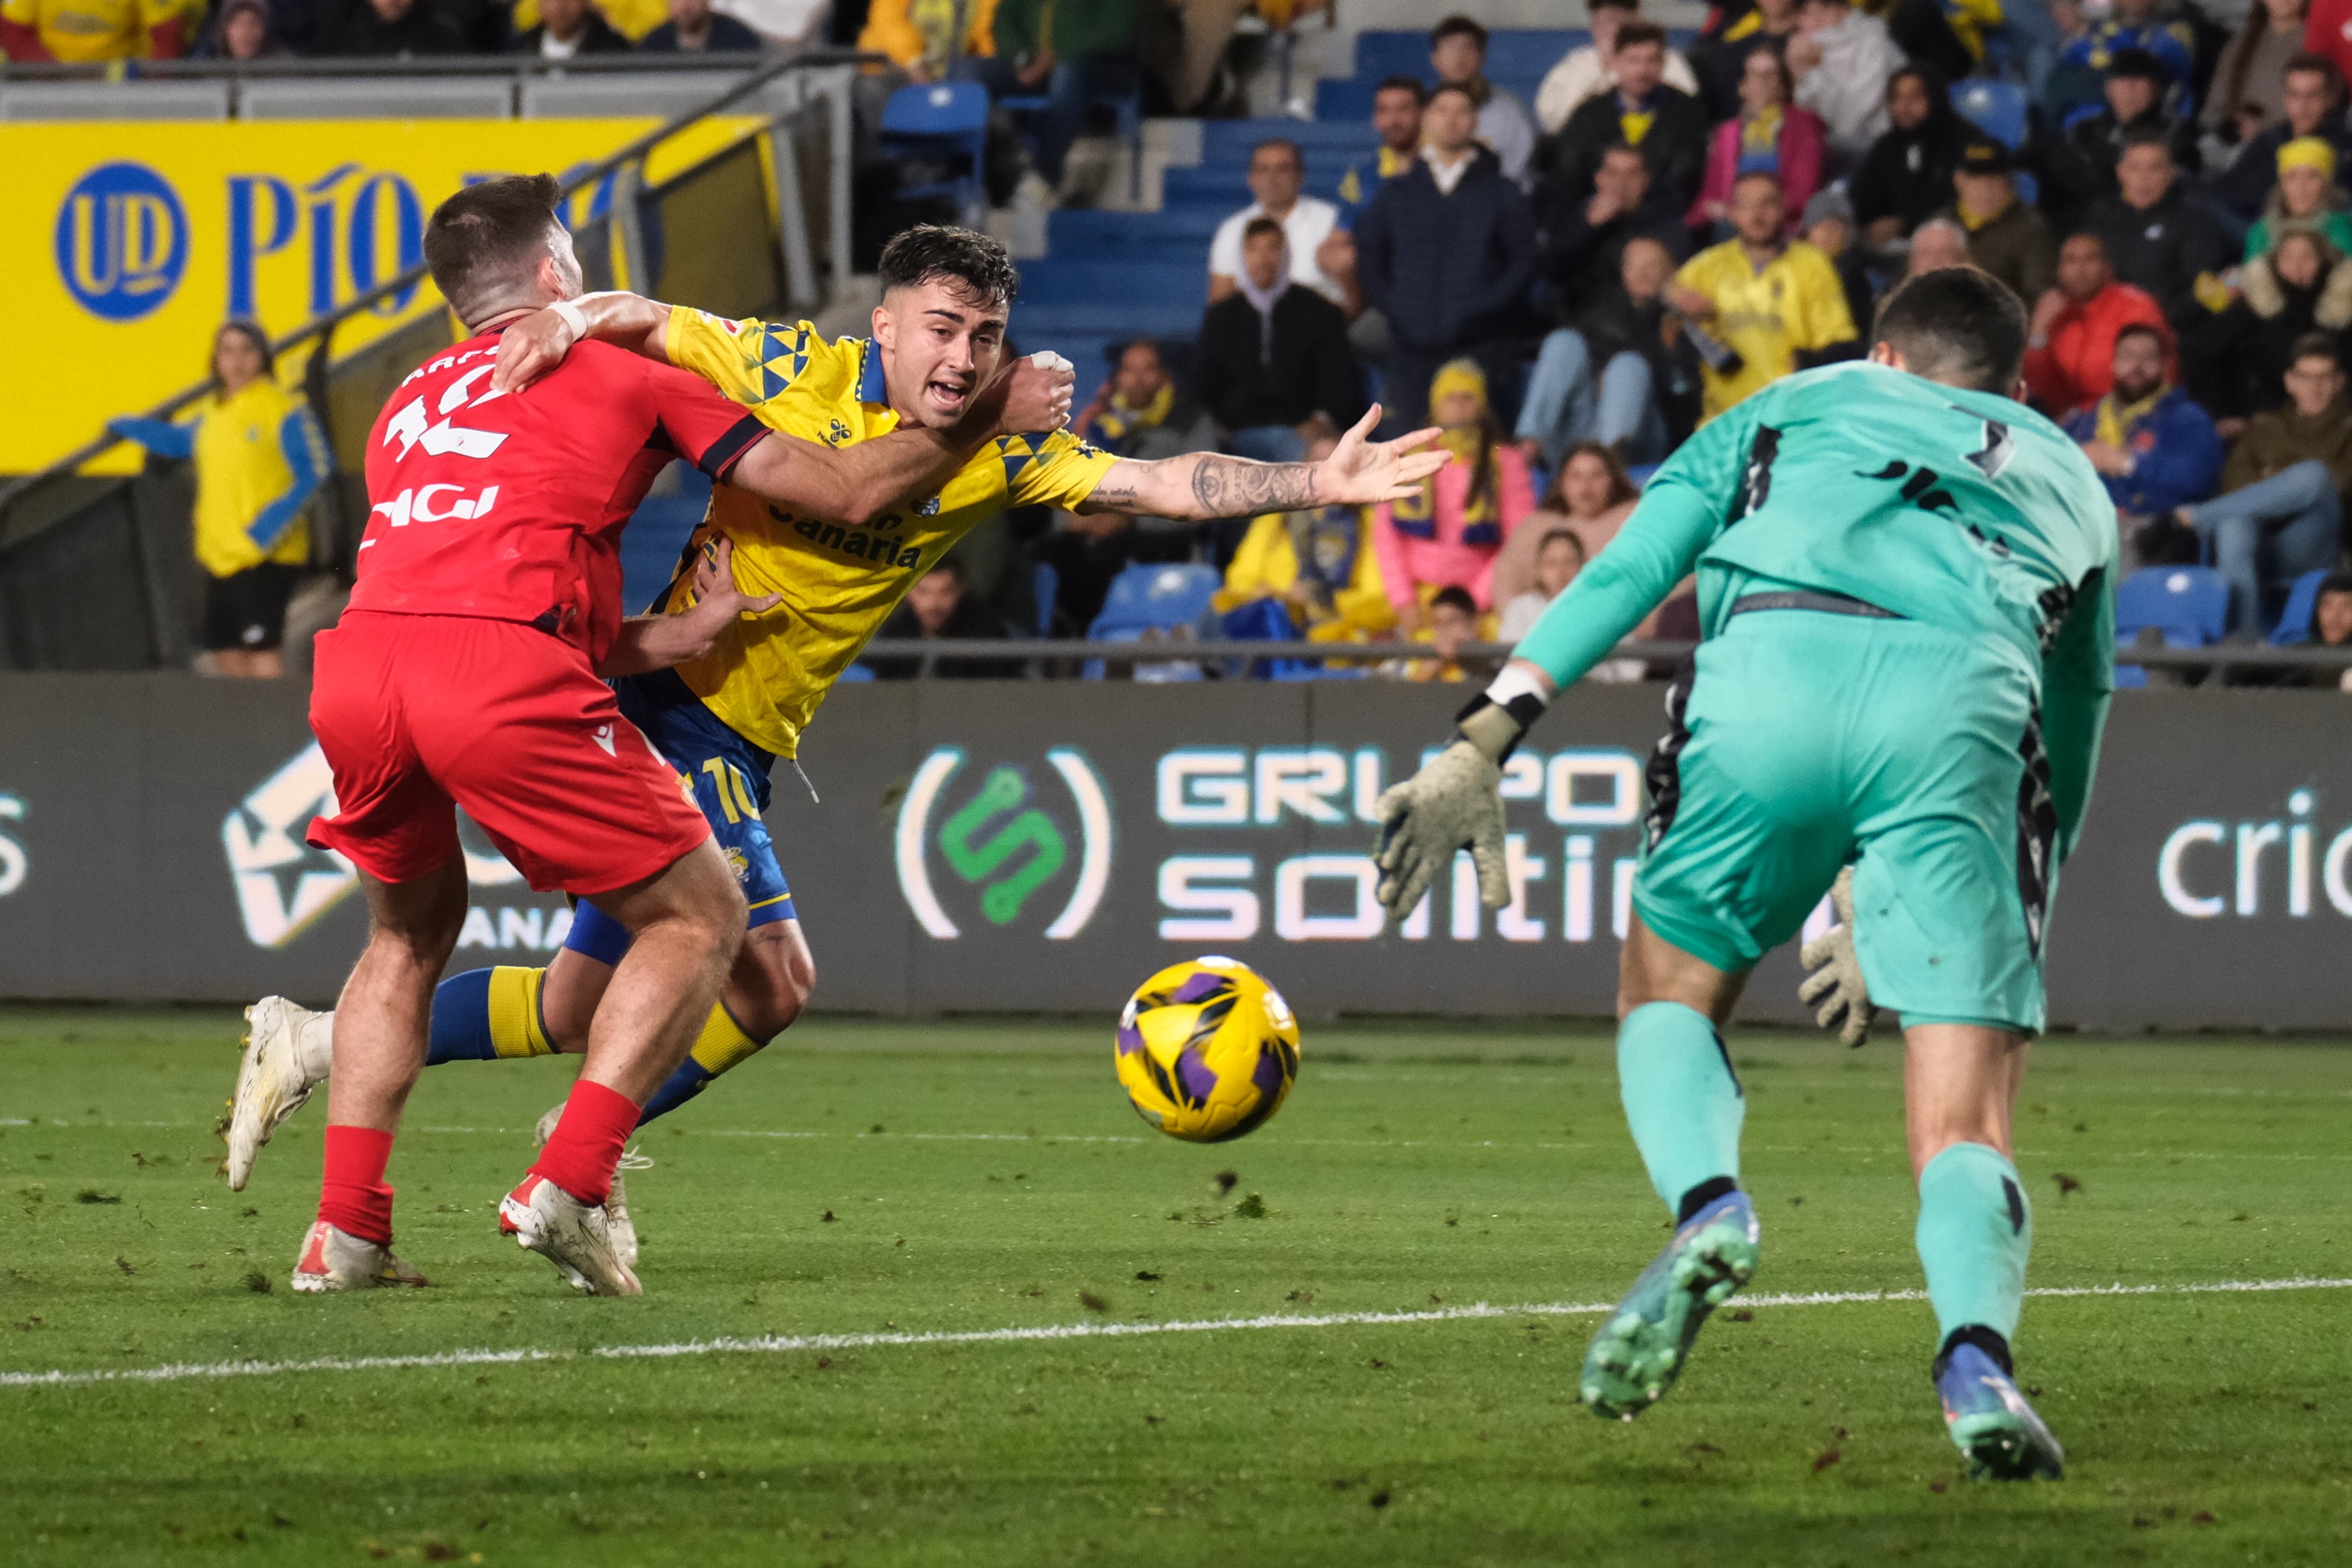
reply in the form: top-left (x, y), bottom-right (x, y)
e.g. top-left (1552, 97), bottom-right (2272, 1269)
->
top-left (1183, 456), bottom-right (1319, 519)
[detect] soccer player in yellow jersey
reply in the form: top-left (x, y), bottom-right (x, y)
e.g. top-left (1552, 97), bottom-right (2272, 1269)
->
top-left (230, 226), bottom-right (1442, 1256)
top-left (1671, 171), bottom-right (1859, 420)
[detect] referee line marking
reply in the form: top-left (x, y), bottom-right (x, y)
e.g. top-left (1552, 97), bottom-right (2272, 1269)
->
top-left (6, 1275), bottom-right (2348, 1393)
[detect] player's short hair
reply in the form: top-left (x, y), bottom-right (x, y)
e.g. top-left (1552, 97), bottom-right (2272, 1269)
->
top-left (1242, 215), bottom-right (1286, 244)
top-left (878, 225), bottom-right (1020, 310)
top-left (1373, 74), bottom-right (1427, 104)
top-left (2291, 331), bottom-right (2345, 370)
top-left (424, 172), bottom-right (563, 324)
top-left (1431, 14), bottom-right (1485, 49)
top-left (1871, 266), bottom-right (2029, 394)
top-left (1615, 19), bottom-right (1668, 51)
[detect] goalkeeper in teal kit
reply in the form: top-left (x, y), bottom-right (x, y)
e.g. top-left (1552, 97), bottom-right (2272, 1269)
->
top-left (1374, 270), bottom-right (2115, 1481)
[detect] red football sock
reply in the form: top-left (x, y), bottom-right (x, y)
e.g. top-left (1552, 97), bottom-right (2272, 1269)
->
top-left (530, 1079), bottom-right (642, 1206)
top-left (317, 1124), bottom-right (396, 1246)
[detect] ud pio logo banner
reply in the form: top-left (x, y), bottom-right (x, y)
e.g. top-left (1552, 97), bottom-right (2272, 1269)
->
top-left (895, 748), bottom-right (1112, 940)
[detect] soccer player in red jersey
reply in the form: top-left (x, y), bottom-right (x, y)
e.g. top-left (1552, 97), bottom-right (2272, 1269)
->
top-left (293, 175), bottom-right (1071, 1296)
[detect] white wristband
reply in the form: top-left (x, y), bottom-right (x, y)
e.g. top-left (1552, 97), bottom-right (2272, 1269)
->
top-left (1483, 663), bottom-right (1553, 710)
top-left (549, 298), bottom-right (588, 339)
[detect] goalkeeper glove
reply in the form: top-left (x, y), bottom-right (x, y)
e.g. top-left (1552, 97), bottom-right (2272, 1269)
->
top-left (1797, 866), bottom-right (1878, 1047)
top-left (1371, 667), bottom-right (1550, 925)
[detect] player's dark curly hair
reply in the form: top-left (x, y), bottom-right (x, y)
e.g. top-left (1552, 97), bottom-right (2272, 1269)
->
top-left (878, 225), bottom-right (1020, 309)
top-left (424, 172), bottom-right (565, 326)
top-left (1872, 266), bottom-right (2028, 395)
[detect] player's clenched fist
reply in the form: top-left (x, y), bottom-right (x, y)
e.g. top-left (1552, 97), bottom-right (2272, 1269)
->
top-left (991, 351), bottom-right (1076, 437)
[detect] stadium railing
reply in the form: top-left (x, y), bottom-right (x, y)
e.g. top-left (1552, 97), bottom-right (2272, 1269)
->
top-left (852, 639), bottom-right (2352, 679)
top-left (0, 49), bottom-right (873, 672)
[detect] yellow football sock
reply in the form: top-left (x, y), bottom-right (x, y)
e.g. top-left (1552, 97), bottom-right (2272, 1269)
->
top-left (487, 965), bottom-right (556, 1058)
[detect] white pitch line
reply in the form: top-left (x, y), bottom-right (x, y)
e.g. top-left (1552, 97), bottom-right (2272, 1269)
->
top-left (5, 1276), bottom-right (2348, 1393)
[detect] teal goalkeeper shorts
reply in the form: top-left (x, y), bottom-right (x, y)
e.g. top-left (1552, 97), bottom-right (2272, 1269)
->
top-left (1631, 598), bottom-right (2056, 1035)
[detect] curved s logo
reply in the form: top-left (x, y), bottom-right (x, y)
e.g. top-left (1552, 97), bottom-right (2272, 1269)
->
top-left (56, 162), bottom-right (187, 321)
top-left (895, 747), bottom-right (1111, 939)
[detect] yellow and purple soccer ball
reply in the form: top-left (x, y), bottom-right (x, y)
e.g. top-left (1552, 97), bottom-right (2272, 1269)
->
top-left (1114, 956), bottom-right (1301, 1142)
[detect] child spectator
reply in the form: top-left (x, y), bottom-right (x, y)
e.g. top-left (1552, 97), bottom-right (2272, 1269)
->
top-left (1393, 584), bottom-right (1484, 682)
top-left (1497, 528), bottom-right (1587, 641)
top-left (1691, 45), bottom-right (1826, 231)
top-left (1373, 359), bottom-right (1537, 632)
top-left (1492, 440), bottom-right (1641, 609)
top-left (2297, 571), bottom-right (2352, 687)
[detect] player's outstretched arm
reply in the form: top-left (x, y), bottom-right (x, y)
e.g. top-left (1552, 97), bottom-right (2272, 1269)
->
top-left (598, 537), bottom-right (781, 677)
top-left (491, 292), bottom-right (669, 390)
top-left (727, 355), bottom-right (1073, 526)
top-left (1075, 405), bottom-right (1446, 519)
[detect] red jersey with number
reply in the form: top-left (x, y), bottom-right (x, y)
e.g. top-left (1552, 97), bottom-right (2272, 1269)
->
top-left (351, 332), bottom-right (764, 664)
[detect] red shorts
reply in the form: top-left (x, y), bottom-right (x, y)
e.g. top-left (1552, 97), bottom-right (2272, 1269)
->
top-left (306, 611), bottom-right (709, 895)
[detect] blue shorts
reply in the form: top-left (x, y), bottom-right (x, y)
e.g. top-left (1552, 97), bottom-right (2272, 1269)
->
top-left (564, 669), bottom-right (795, 965)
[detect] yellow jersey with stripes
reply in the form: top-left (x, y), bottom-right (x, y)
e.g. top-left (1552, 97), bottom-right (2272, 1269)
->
top-left (652, 307), bottom-right (1118, 757)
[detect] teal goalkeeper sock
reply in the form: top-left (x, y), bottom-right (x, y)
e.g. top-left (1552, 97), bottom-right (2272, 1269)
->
top-left (1915, 1141), bottom-right (2031, 1344)
top-left (1616, 1000), bottom-right (1745, 1216)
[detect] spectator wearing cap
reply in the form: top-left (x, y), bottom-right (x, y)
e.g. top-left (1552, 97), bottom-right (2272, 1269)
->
top-left (1354, 82), bottom-right (1537, 432)
top-left (2064, 322), bottom-right (2225, 523)
top-left (1208, 139), bottom-right (1344, 310)
top-left (2222, 228), bottom-right (2352, 417)
top-left (2054, 0), bottom-right (2195, 112)
top-left (1431, 14), bottom-right (1539, 185)
top-left (1196, 217), bottom-right (1365, 465)
top-left (1799, 188), bottom-right (1876, 338)
top-left (640, 0), bottom-right (763, 52)
top-left (1940, 139), bottom-right (2057, 302)
top-left (2047, 47), bottom-right (2199, 225)
top-left (1373, 359), bottom-right (1536, 634)
top-left (1539, 20), bottom-right (1711, 210)
top-left (2218, 53), bottom-right (2352, 221)
top-left (1533, 0), bottom-right (1702, 132)
top-left (196, 0), bottom-right (281, 55)
top-left (2167, 332), bottom-right (2352, 634)
top-left (1691, 45), bottom-right (1826, 233)
top-left (1671, 170), bottom-right (1858, 420)
top-left (1786, 0), bottom-right (1905, 160)
top-left (2026, 233), bottom-right (2174, 415)
top-left (2247, 136), bottom-right (2352, 259)
top-left (1515, 233), bottom-right (1685, 470)
top-left (1850, 65), bottom-right (1973, 246)
top-left (2080, 132), bottom-right (2232, 347)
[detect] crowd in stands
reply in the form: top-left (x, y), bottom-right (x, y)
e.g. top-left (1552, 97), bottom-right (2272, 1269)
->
top-left (0, 0), bottom-right (770, 60)
top-left (960, 1), bottom-right (2352, 676)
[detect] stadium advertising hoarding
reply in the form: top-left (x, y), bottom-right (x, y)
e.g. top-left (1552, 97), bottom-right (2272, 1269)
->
top-left (0, 674), bottom-right (2346, 1027)
top-left (0, 115), bottom-right (764, 477)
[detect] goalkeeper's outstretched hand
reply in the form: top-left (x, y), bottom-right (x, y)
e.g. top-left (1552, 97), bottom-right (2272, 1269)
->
top-left (1373, 740), bottom-right (1509, 924)
top-left (1797, 866), bottom-right (1878, 1047)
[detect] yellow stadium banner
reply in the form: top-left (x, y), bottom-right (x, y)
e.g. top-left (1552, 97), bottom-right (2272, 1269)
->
top-left (0, 115), bottom-right (766, 476)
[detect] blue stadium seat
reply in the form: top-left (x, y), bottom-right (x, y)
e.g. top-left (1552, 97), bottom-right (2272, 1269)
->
top-left (2116, 566), bottom-right (2229, 648)
top-left (1953, 79), bottom-right (2028, 150)
top-left (1090, 562), bottom-right (1223, 638)
top-left (2270, 568), bottom-right (2333, 644)
top-left (998, 81), bottom-right (1143, 201)
top-left (838, 662), bottom-right (878, 682)
top-left (880, 83), bottom-right (991, 224)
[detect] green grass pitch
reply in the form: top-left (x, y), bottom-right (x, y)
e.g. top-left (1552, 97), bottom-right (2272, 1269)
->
top-left (2, 1006), bottom-right (2349, 1567)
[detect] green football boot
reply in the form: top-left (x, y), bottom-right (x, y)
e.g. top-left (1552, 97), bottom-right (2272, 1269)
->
top-left (1936, 1340), bottom-right (2065, 1481)
top-left (1581, 1189), bottom-right (1760, 1420)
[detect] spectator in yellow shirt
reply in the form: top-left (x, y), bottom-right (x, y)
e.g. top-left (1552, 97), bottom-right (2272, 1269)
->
top-left (1215, 417), bottom-right (1396, 641)
top-left (859, 0), bottom-right (996, 80)
top-left (108, 322), bottom-right (326, 679)
top-left (1, 0), bottom-right (182, 60)
top-left (1668, 169), bottom-right (1859, 419)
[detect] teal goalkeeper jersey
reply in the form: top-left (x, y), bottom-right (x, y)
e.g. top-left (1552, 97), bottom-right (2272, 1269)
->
top-left (1512, 361), bottom-right (2119, 854)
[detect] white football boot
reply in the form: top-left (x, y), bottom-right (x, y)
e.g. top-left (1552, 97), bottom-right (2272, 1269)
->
top-left (533, 1100), bottom-right (646, 1272)
top-left (289, 1220), bottom-right (429, 1293)
top-left (226, 997), bottom-right (336, 1191)
top-left (498, 1173), bottom-right (643, 1296)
